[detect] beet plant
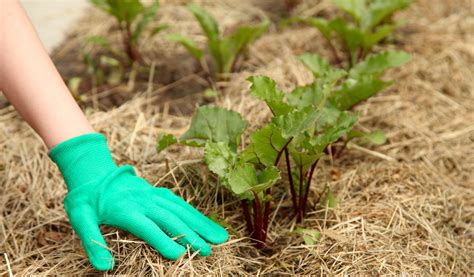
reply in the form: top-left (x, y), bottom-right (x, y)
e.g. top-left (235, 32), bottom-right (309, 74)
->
top-left (286, 0), bottom-right (412, 67)
top-left (166, 4), bottom-right (269, 80)
top-left (245, 76), bottom-right (358, 222)
top-left (300, 50), bottom-right (410, 110)
top-left (297, 50), bottom-right (410, 152)
top-left (157, 74), bottom-right (359, 243)
top-left (90, 0), bottom-right (167, 63)
top-left (157, 106), bottom-right (279, 247)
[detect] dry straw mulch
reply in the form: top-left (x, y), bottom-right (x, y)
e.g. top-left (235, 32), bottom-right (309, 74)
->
top-left (1, 0), bottom-right (473, 275)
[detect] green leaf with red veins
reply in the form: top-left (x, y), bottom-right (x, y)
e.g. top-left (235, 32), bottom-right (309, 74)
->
top-left (247, 76), bottom-right (292, 116)
top-left (329, 76), bottom-right (391, 110)
top-left (226, 163), bottom-right (280, 200)
top-left (272, 109), bottom-right (320, 139)
top-left (309, 111), bottom-right (358, 152)
top-left (246, 124), bottom-right (288, 167)
top-left (204, 141), bottom-right (237, 178)
top-left (180, 106), bottom-right (248, 151)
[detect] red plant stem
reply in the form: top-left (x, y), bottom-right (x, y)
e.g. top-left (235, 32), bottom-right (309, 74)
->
top-left (275, 138), bottom-right (293, 167)
top-left (333, 140), bottom-right (349, 159)
top-left (121, 22), bottom-right (140, 63)
top-left (302, 160), bottom-right (318, 216)
top-left (229, 49), bottom-right (245, 74)
top-left (252, 194), bottom-right (264, 248)
top-left (262, 191), bottom-right (270, 241)
top-left (297, 165), bottom-right (304, 222)
top-left (262, 138), bottom-right (293, 240)
top-left (284, 148), bottom-right (297, 216)
top-left (357, 48), bottom-right (364, 64)
top-left (328, 40), bottom-right (342, 66)
top-left (241, 200), bottom-right (253, 235)
top-left (199, 59), bottom-right (215, 88)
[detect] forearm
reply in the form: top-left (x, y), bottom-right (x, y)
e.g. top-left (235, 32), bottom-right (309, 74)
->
top-left (0, 0), bottom-right (93, 149)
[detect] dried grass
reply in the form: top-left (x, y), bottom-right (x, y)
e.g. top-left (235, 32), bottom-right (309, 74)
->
top-left (1, 0), bottom-right (473, 275)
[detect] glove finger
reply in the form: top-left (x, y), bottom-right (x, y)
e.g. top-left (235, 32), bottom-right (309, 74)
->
top-left (154, 188), bottom-right (229, 244)
top-left (68, 208), bottom-right (114, 271)
top-left (147, 206), bottom-right (211, 256)
top-left (117, 214), bottom-right (186, 260)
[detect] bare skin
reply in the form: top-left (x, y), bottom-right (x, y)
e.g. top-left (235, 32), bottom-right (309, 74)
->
top-left (0, 0), bottom-right (94, 149)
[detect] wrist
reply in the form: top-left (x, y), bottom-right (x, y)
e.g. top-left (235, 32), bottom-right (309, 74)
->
top-left (49, 133), bottom-right (118, 191)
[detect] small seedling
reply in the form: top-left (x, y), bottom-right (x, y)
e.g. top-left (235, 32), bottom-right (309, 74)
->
top-left (166, 4), bottom-right (269, 81)
top-left (68, 36), bottom-right (125, 98)
top-left (285, 0), bottom-right (412, 67)
top-left (90, 0), bottom-right (167, 63)
top-left (292, 227), bottom-right (321, 245)
top-left (299, 50), bottom-right (411, 110)
top-left (297, 50), bottom-right (409, 156)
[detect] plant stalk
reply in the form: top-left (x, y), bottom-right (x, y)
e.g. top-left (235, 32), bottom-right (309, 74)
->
top-left (328, 40), bottom-right (342, 66)
top-left (262, 138), bottom-right (293, 240)
top-left (252, 194), bottom-right (265, 248)
top-left (241, 200), bottom-right (253, 235)
top-left (297, 165), bottom-right (304, 222)
top-left (122, 22), bottom-right (141, 63)
top-left (284, 148), bottom-right (297, 216)
top-left (302, 160), bottom-right (318, 216)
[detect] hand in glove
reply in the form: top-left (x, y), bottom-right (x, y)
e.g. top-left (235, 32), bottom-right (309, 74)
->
top-left (50, 133), bottom-right (228, 270)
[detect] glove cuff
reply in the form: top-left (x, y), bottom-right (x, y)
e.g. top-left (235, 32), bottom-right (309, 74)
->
top-left (49, 133), bottom-right (118, 191)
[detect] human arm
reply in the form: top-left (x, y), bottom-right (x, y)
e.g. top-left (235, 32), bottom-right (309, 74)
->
top-left (0, 0), bottom-right (94, 149)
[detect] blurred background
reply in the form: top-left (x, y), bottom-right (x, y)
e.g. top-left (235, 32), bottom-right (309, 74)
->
top-left (21, 0), bottom-right (89, 53)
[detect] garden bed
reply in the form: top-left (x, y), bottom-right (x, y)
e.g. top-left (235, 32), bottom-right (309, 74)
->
top-left (1, 0), bottom-right (473, 275)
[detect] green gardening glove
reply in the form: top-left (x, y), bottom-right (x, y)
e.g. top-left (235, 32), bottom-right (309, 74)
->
top-left (49, 133), bottom-right (228, 271)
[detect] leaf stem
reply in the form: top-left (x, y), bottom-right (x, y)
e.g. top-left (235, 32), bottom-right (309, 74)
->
top-left (252, 194), bottom-right (264, 248)
top-left (241, 200), bottom-right (253, 235)
top-left (230, 48), bottom-right (245, 73)
top-left (333, 139), bottom-right (349, 159)
top-left (297, 165), bottom-right (304, 222)
top-left (120, 22), bottom-right (141, 63)
top-left (284, 148), bottom-right (297, 217)
top-left (302, 160), bottom-right (318, 216)
top-left (262, 138), bottom-right (294, 240)
top-left (357, 47), bottom-right (364, 64)
top-left (328, 40), bottom-right (342, 66)
top-left (275, 138), bottom-right (293, 167)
